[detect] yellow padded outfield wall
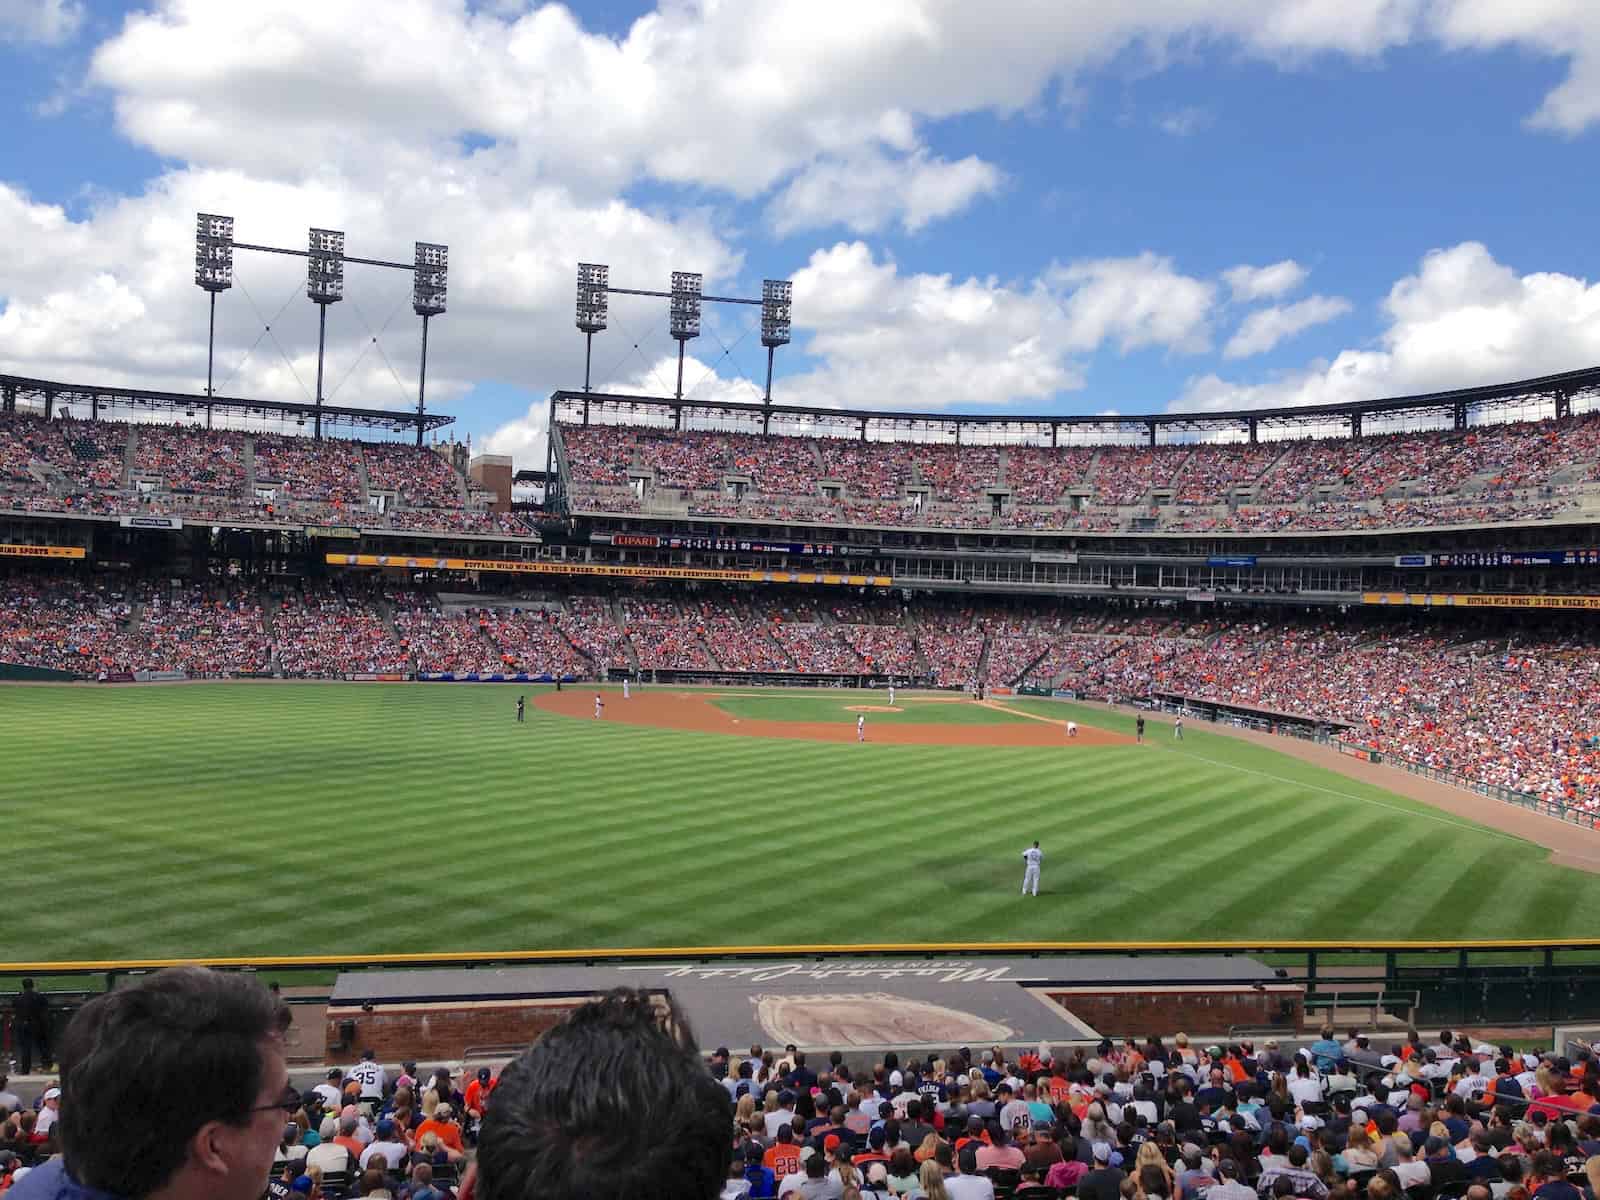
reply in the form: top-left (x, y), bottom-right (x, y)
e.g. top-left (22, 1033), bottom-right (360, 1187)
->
top-left (327, 553), bottom-right (891, 587)
top-left (1363, 592), bottom-right (1600, 610)
top-left (0, 544), bottom-right (86, 559)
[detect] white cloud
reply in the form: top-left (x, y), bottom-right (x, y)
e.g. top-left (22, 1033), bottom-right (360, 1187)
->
top-left (1049, 253), bottom-right (1216, 354)
top-left (1178, 242), bottom-right (1600, 411)
top-left (1223, 294), bottom-right (1352, 358)
top-left (768, 150), bottom-right (1004, 235)
top-left (783, 242), bottom-right (1085, 410)
top-left (1156, 106), bottom-right (1213, 136)
top-left (0, 0), bottom-right (84, 45)
top-left (0, 170), bottom-right (740, 425)
top-left (1428, 0), bottom-right (1600, 134)
top-left (1222, 260), bottom-right (1309, 302)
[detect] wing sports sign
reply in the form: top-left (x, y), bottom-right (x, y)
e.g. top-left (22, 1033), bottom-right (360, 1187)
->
top-left (327, 553), bottom-right (891, 587)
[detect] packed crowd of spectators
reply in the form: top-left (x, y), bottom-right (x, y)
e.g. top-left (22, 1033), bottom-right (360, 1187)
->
top-left (560, 412), bottom-right (1600, 533)
top-left (0, 413), bottom-right (125, 491)
top-left (255, 434), bottom-right (366, 505)
top-left (482, 610), bottom-right (591, 678)
top-left (360, 442), bottom-right (465, 510)
top-left (913, 610), bottom-right (986, 689)
top-left (273, 587), bottom-right (411, 676)
top-left (1005, 446), bottom-right (1097, 505)
top-left (131, 583), bottom-right (271, 675)
top-left (1174, 443), bottom-right (1285, 505)
top-left (0, 572), bottom-right (139, 673)
top-left (131, 423), bottom-right (245, 495)
top-left (703, 1027), bottom-right (1600, 1200)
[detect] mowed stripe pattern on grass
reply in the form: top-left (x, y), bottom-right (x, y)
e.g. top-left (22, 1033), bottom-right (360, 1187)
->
top-left (1, 683), bottom-right (1598, 962)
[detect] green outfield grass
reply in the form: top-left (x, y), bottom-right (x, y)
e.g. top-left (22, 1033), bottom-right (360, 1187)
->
top-left (3, 682), bottom-right (1600, 963)
top-left (709, 691), bottom-right (1033, 724)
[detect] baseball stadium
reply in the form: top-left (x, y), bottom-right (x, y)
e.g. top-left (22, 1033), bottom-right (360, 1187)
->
top-left (8, 161), bottom-right (1600, 1200)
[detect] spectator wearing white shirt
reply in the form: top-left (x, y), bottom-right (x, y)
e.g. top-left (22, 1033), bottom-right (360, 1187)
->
top-left (1287, 1061), bottom-right (1324, 1108)
top-left (312, 1068), bottom-right (345, 1111)
top-left (766, 1092), bottom-right (798, 1139)
top-left (360, 1118), bottom-right (410, 1171)
top-left (348, 1049), bottom-right (387, 1104)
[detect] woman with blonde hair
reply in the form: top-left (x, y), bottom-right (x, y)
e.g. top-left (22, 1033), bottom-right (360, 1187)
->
top-left (734, 1094), bottom-right (756, 1134)
top-left (918, 1159), bottom-right (950, 1200)
top-left (1135, 1142), bottom-right (1174, 1197)
top-left (1081, 1102), bottom-right (1116, 1148)
top-left (914, 1131), bottom-right (945, 1164)
top-left (1344, 1125), bottom-right (1380, 1170)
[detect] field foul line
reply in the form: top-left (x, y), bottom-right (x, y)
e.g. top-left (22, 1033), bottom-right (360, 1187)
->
top-left (983, 701), bottom-right (1534, 849)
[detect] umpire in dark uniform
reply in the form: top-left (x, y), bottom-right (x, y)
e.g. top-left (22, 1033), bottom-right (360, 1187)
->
top-left (11, 979), bottom-right (50, 1074)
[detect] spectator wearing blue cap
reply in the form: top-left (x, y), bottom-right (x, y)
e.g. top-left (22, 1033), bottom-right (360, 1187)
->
top-left (360, 1118), bottom-right (409, 1172)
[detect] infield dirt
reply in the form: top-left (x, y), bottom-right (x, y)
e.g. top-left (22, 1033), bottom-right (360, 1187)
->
top-left (536, 689), bottom-right (1131, 747)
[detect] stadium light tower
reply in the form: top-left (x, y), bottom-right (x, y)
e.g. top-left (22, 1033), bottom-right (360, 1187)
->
top-left (575, 263), bottom-right (609, 393)
top-left (306, 228), bottom-right (346, 440)
top-left (194, 214), bottom-right (235, 426)
top-left (668, 271), bottom-right (702, 400)
top-left (760, 278), bottom-right (792, 405)
top-left (412, 242), bottom-right (448, 447)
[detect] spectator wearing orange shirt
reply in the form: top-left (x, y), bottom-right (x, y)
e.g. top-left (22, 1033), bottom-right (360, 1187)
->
top-left (414, 1105), bottom-right (465, 1158)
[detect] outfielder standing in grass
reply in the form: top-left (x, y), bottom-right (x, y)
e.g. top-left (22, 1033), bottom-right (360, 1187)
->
top-left (857, 713), bottom-right (866, 742)
top-left (516, 695), bottom-right (525, 723)
top-left (1174, 714), bottom-right (1184, 740)
top-left (1022, 841), bottom-right (1042, 896)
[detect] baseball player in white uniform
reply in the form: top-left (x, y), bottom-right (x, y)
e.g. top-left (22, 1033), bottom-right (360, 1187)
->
top-left (1174, 714), bottom-right (1184, 740)
top-left (623, 677), bottom-right (631, 700)
top-left (594, 693), bottom-right (604, 719)
top-left (888, 684), bottom-right (896, 707)
top-left (1022, 841), bottom-right (1042, 896)
top-left (857, 713), bottom-right (866, 742)
top-left (1065, 720), bottom-right (1078, 738)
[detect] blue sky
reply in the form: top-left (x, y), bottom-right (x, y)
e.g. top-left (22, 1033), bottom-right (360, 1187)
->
top-left (2, 2), bottom-right (1599, 467)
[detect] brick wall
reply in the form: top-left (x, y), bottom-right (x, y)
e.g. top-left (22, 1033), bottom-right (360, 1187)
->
top-left (324, 998), bottom-right (584, 1062)
top-left (1044, 985), bottom-right (1304, 1037)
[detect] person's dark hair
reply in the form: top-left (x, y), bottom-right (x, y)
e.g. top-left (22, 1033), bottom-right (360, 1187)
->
top-left (805, 1153), bottom-right (827, 1179)
top-left (58, 966), bottom-right (291, 1196)
top-left (476, 989), bottom-right (732, 1200)
top-left (891, 1148), bottom-right (916, 1178)
top-left (957, 1144), bottom-right (979, 1175)
top-left (1272, 1176), bottom-right (1296, 1199)
top-left (1141, 1165), bottom-right (1169, 1198)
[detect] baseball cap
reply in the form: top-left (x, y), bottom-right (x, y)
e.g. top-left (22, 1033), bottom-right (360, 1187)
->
top-left (890, 1070), bottom-right (904, 1088)
top-left (41, 1088), bottom-right (59, 1101)
top-left (868, 1163), bottom-right (889, 1186)
top-left (799, 1147), bottom-right (817, 1163)
top-left (291, 1176), bottom-right (314, 1195)
top-left (1092, 1142), bottom-right (1111, 1162)
top-left (1380, 1055), bottom-right (1400, 1068)
top-left (869, 1127), bottom-right (887, 1149)
top-left (376, 1118), bottom-right (395, 1137)
top-left (824, 1134), bottom-right (842, 1153)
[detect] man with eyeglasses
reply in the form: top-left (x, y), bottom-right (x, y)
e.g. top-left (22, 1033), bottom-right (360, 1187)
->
top-left (9, 965), bottom-right (293, 1200)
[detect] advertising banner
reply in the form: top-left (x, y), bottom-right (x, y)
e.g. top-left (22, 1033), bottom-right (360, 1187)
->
top-left (0, 544), bottom-right (87, 559)
top-left (327, 553), bottom-right (892, 587)
top-left (119, 515), bottom-right (183, 530)
top-left (1363, 592), bottom-right (1600, 610)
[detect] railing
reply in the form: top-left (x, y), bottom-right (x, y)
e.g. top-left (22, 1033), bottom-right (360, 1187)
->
top-left (1378, 753), bottom-right (1600, 829)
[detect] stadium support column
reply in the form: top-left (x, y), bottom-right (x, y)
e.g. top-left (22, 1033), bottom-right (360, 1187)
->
top-left (1248, 416), bottom-right (1258, 444)
top-left (1146, 419), bottom-right (1156, 447)
top-left (314, 301), bottom-right (329, 442)
top-left (44, 389), bottom-right (54, 420)
top-left (1051, 422), bottom-right (1059, 448)
top-left (1, 381), bottom-right (13, 414)
top-left (1556, 389), bottom-right (1572, 422)
top-left (1351, 412), bottom-right (1363, 440)
top-left (1454, 401), bottom-right (1467, 432)
top-left (415, 312), bottom-right (431, 447)
top-left (207, 291), bottom-right (218, 404)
